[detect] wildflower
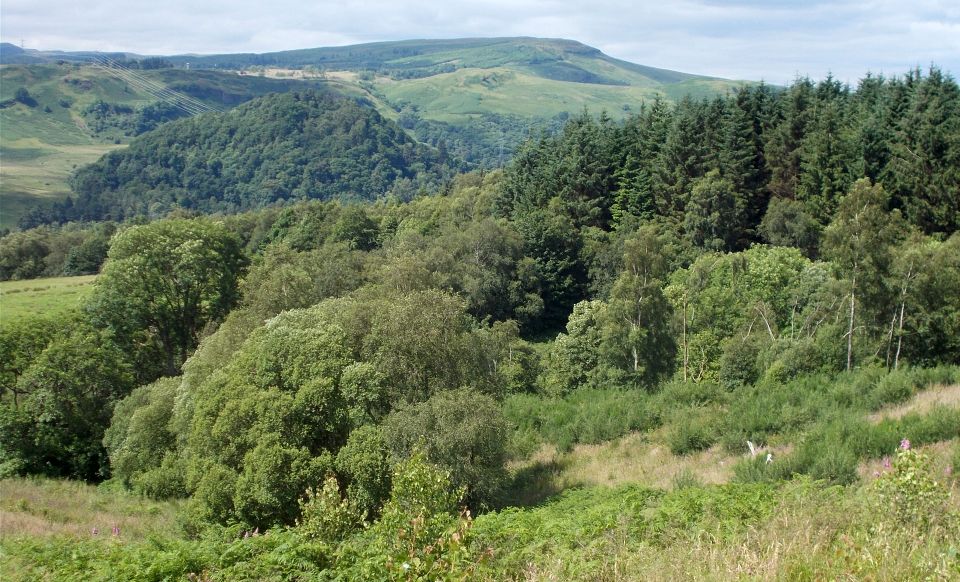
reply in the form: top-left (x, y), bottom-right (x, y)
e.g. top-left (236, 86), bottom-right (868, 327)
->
top-left (402, 562), bottom-right (411, 571)
top-left (91, 527), bottom-right (99, 536)
top-left (882, 456), bottom-right (891, 469)
top-left (111, 524), bottom-right (120, 536)
top-left (946, 465), bottom-right (953, 477)
top-left (873, 471), bottom-right (880, 477)
top-left (899, 438), bottom-right (911, 450)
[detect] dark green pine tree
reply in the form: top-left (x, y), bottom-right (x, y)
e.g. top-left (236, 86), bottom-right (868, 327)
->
top-left (851, 73), bottom-right (894, 183)
top-left (554, 110), bottom-right (618, 230)
top-left (654, 96), bottom-right (708, 220)
top-left (766, 77), bottom-right (815, 199)
top-left (611, 99), bottom-right (672, 226)
top-left (720, 85), bottom-right (773, 241)
top-left (882, 67), bottom-right (960, 234)
top-left (612, 153), bottom-right (654, 224)
top-left (495, 133), bottom-right (559, 218)
top-left (797, 76), bottom-right (859, 223)
top-left (702, 96), bottom-right (729, 172)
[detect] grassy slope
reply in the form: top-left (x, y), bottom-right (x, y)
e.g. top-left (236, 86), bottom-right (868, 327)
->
top-left (313, 39), bottom-right (748, 123)
top-left (0, 274), bottom-right (96, 324)
top-left (378, 67), bottom-right (664, 121)
top-left (0, 64), bottom-right (332, 229)
top-left (0, 380), bottom-right (956, 579)
top-left (0, 64), bottom-right (142, 229)
top-left (0, 478), bottom-right (182, 541)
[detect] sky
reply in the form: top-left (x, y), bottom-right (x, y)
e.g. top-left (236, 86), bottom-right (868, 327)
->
top-left (2, 0), bottom-right (958, 84)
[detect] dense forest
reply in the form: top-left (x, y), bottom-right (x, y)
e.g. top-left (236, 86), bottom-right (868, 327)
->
top-left (18, 91), bottom-right (458, 226)
top-left (2, 67), bottom-right (960, 579)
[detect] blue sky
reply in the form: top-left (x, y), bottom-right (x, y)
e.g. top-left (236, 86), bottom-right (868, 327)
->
top-left (2, 0), bottom-right (957, 84)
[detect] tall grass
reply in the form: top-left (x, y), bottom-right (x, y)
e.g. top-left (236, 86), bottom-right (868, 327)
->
top-left (0, 477), bottom-right (182, 541)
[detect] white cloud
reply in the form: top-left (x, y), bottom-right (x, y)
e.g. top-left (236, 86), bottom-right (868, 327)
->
top-left (1, 0), bottom-right (957, 83)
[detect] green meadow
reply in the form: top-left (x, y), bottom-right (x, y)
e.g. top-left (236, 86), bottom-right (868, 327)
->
top-left (0, 274), bottom-right (96, 324)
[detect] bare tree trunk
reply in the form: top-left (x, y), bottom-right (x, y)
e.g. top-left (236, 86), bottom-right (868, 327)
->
top-left (756, 304), bottom-right (775, 341)
top-left (894, 299), bottom-right (906, 370)
top-left (893, 264), bottom-right (912, 370)
top-left (682, 293), bottom-right (688, 382)
top-left (846, 274), bottom-right (856, 372)
top-left (885, 309), bottom-right (897, 368)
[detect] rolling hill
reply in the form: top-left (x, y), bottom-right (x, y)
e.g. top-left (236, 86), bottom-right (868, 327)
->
top-left (163, 38), bottom-right (748, 145)
top-left (23, 90), bottom-right (457, 225)
top-left (0, 63), bottom-right (335, 229)
top-left (2, 38), bottom-right (752, 228)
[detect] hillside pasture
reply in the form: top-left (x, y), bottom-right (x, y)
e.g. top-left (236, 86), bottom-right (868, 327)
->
top-left (0, 275), bottom-right (96, 323)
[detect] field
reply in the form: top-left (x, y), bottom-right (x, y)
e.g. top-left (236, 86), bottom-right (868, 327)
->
top-left (0, 140), bottom-right (121, 231)
top-left (0, 275), bottom-right (97, 323)
top-left (0, 478), bottom-right (182, 541)
top-left (0, 64), bottom-right (148, 229)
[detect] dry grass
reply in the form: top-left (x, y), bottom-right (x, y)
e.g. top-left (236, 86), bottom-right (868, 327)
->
top-left (509, 477), bottom-right (960, 582)
top-left (0, 477), bottom-right (182, 541)
top-left (559, 433), bottom-right (735, 488)
top-left (506, 431), bottom-right (737, 507)
top-left (869, 384), bottom-right (960, 422)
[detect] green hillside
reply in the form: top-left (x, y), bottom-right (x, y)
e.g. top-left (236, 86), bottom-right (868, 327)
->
top-left (0, 63), bottom-right (332, 229)
top-left (166, 38), bottom-right (750, 156)
top-left (257, 38), bottom-right (749, 164)
top-left (166, 37), bottom-right (707, 84)
top-left (27, 90), bottom-right (457, 224)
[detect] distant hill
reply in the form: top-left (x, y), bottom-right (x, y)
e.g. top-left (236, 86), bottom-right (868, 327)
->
top-left (165, 37), bottom-right (705, 85)
top-left (4, 38), bottom-right (750, 166)
top-left (2, 38), bottom-right (752, 227)
top-left (21, 90), bottom-right (458, 225)
top-left (0, 63), bottom-right (337, 229)
top-left (160, 38), bottom-right (748, 140)
top-left (167, 38), bottom-right (750, 166)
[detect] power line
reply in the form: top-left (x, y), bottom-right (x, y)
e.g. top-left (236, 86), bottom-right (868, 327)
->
top-left (91, 56), bottom-right (217, 115)
top-left (86, 56), bottom-right (222, 117)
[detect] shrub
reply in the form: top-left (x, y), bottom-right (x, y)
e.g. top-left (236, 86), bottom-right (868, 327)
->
top-left (868, 369), bottom-right (914, 409)
top-left (133, 453), bottom-right (188, 500)
top-left (645, 483), bottom-right (778, 544)
top-left (298, 475), bottom-right (365, 542)
top-left (335, 425), bottom-right (392, 517)
top-left (875, 445), bottom-right (958, 532)
top-left (666, 408), bottom-right (719, 456)
top-left (383, 388), bottom-right (509, 507)
top-left (503, 388), bottom-right (658, 453)
top-left (332, 451), bottom-right (486, 580)
top-left (656, 379), bottom-right (727, 409)
top-left (718, 335), bottom-right (763, 389)
top-left (808, 445), bottom-right (858, 485)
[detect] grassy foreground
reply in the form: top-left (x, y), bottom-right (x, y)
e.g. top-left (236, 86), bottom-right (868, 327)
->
top-left (1, 441), bottom-right (957, 581)
top-left (0, 275), bottom-right (96, 324)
